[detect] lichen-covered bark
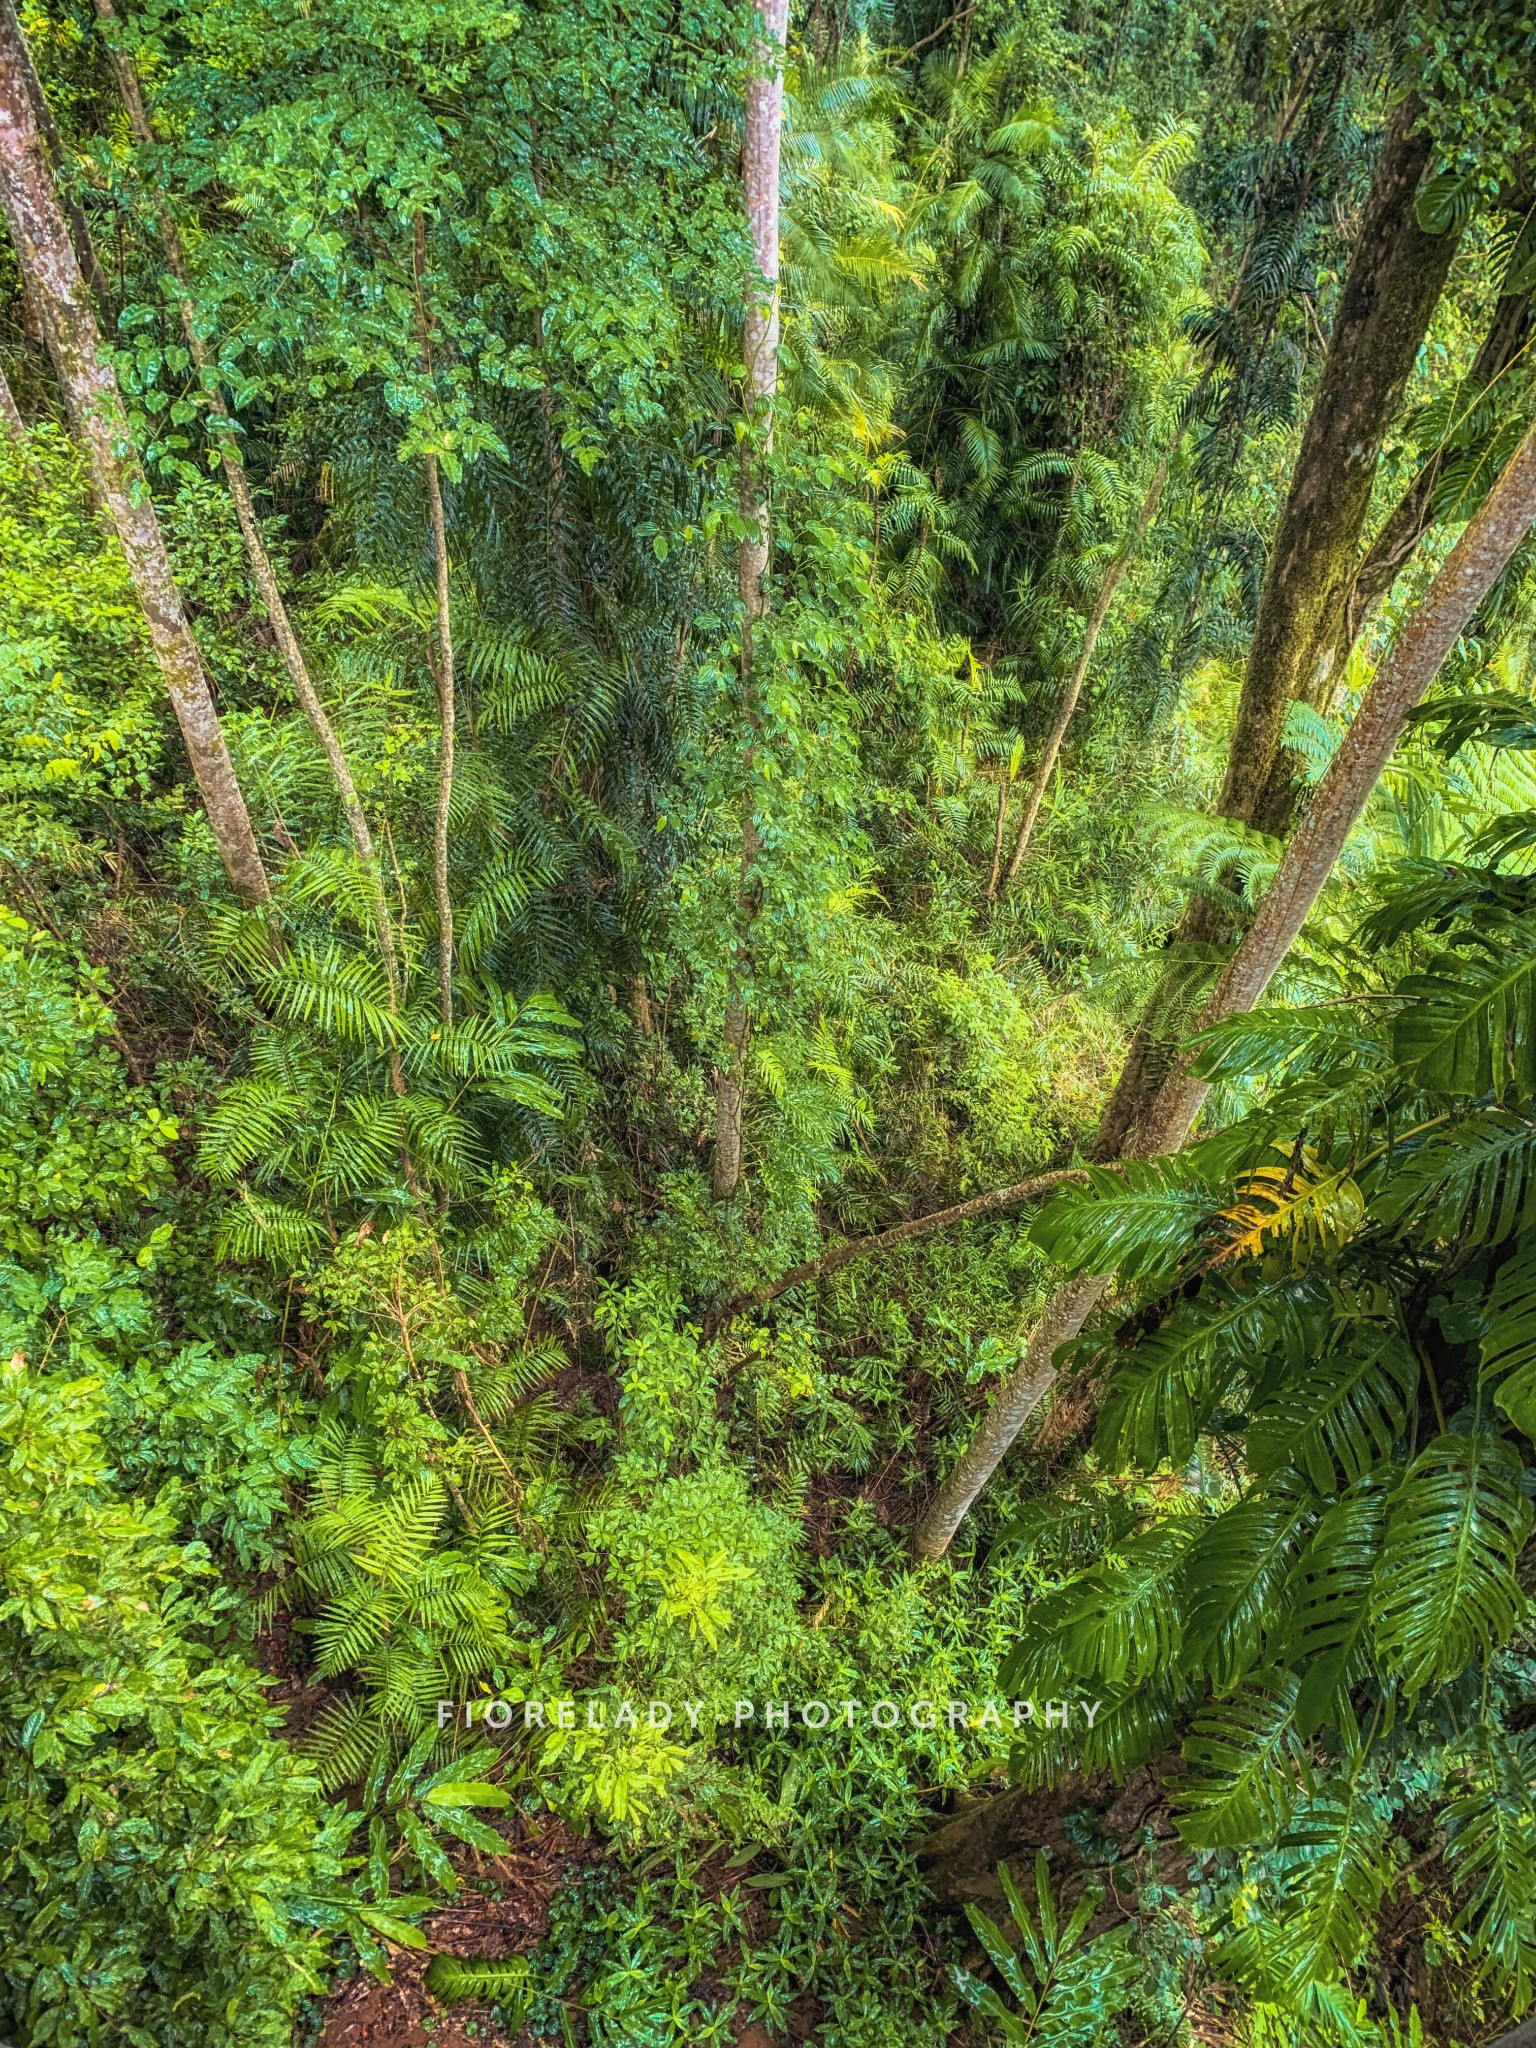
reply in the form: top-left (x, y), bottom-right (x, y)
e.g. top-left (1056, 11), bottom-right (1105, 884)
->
top-left (712, 0), bottom-right (789, 1202)
top-left (0, 0), bottom-right (111, 310)
top-left (1337, 284), bottom-right (1533, 656)
top-left (0, 6), bottom-right (269, 906)
top-left (1143, 416), bottom-right (1536, 1149)
top-left (0, 359), bottom-right (24, 441)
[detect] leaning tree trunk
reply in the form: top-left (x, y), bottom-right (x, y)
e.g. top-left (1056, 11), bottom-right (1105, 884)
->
top-left (996, 434), bottom-right (1182, 892)
top-left (1335, 282), bottom-right (1532, 660)
top-left (0, 5), bottom-right (269, 906)
top-left (712, 0), bottom-right (789, 1202)
top-left (94, 0), bottom-right (397, 991)
top-left (913, 417), bottom-right (1536, 1561)
top-left (0, 0), bottom-right (110, 310)
top-left (1219, 91), bottom-right (1460, 841)
top-left (1094, 90), bottom-right (1460, 1164)
top-left (1140, 417), bottom-right (1536, 1148)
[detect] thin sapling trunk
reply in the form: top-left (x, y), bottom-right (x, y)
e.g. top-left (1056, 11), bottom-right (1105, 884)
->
top-left (414, 214), bottom-right (456, 1031)
top-left (996, 437), bottom-right (1178, 892)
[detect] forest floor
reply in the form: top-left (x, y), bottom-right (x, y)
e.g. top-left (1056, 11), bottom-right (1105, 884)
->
top-left (313, 1813), bottom-right (592, 2048)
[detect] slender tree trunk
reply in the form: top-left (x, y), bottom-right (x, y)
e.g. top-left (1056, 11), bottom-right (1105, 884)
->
top-left (412, 212), bottom-right (455, 1030)
top-left (425, 450), bottom-right (456, 1030)
top-left (0, 358), bottom-right (24, 440)
top-left (996, 439), bottom-right (1179, 893)
top-left (0, 0), bottom-right (110, 311)
top-left (705, 1166), bottom-right (1088, 1330)
top-left (1093, 93), bottom-right (1460, 1164)
top-left (913, 418), bottom-right (1536, 1561)
top-left (94, 0), bottom-right (398, 993)
top-left (712, 0), bottom-right (789, 1202)
top-left (985, 772), bottom-right (1010, 899)
top-left (0, 7), bottom-right (268, 905)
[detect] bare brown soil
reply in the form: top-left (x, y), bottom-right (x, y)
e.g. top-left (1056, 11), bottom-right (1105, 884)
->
top-left (312, 1813), bottom-right (593, 2048)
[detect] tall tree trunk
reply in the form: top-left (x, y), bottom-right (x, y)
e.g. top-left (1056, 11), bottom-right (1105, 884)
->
top-left (413, 213), bottom-right (455, 1030)
top-left (425, 450), bottom-right (456, 1031)
top-left (94, 0), bottom-right (397, 994)
top-left (1093, 92), bottom-right (1460, 1164)
top-left (0, 6), bottom-right (269, 906)
top-left (913, 417), bottom-right (1536, 1561)
top-left (0, 0), bottom-right (110, 311)
top-left (995, 437), bottom-right (1180, 893)
top-left (1219, 91), bottom-right (1460, 841)
top-left (712, 0), bottom-right (789, 1202)
top-left (1140, 416), bottom-right (1536, 1149)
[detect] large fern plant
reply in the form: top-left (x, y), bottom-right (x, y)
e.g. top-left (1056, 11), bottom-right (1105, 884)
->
top-left (1000, 749), bottom-right (1536, 2032)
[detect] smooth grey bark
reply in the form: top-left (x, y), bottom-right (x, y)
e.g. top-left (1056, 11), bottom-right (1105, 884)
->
top-left (913, 418), bottom-right (1536, 1560)
top-left (713, 0), bottom-right (790, 1201)
top-left (0, 4), bottom-right (269, 905)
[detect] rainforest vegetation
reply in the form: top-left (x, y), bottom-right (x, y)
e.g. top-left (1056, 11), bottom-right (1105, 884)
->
top-left (4, 0), bottom-right (1536, 2043)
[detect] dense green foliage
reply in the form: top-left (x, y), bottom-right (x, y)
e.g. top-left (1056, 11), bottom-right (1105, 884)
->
top-left (3, 1), bottom-right (1536, 2045)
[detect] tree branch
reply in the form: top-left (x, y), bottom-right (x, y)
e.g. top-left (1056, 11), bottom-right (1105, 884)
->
top-left (704, 1166), bottom-right (1088, 1333)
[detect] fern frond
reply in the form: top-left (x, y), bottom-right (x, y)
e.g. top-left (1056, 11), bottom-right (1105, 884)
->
top-left (1371, 1430), bottom-right (1530, 1697)
top-left (1175, 1672), bottom-right (1307, 1848)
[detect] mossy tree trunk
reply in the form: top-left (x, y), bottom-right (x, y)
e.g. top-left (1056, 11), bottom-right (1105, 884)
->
top-left (1094, 91), bottom-right (1460, 1163)
top-left (911, 416), bottom-right (1536, 1562)
top-left (94, 0), bottom-right (399, 992)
